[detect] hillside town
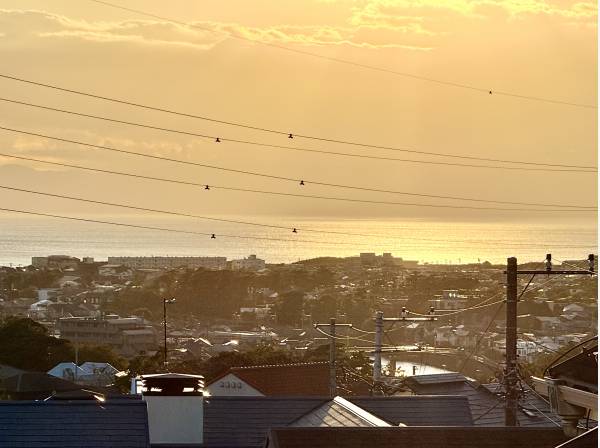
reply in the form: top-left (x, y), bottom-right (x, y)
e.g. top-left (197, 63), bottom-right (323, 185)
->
top-left (0, 252), bottom-right (597, 446)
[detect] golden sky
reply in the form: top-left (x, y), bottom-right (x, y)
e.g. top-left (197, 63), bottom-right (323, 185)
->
top-left (0, 0), bottom-right (596, 222)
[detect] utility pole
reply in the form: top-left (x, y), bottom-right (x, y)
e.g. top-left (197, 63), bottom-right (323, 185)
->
top-left (373, 311), bottom-right (384, 384)
top-left (314, 319), bottom-right (352, 397)
top-left (329, 318), bottom-right (336, 397)
top-left (503, 254), bottom-right (595, 427)
top-left (372, 308), bottom-right (437, 387)
top-left (162, 297), bottom-right (176, 367)
top-left (505, 257), bottom-right (518, 427)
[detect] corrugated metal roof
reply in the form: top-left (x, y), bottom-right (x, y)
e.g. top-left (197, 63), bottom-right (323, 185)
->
top-left (0, 401), bottom-right (149, 447)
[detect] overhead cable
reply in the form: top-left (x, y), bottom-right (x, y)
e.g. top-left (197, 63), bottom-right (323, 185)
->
top-left (0, 73), bottom-right (596, 170)
top-left (2, 184), bottom-right (596, 249)
top-left (0, 128), bottom-right (597, 213)
top-left (1, 97), bottom-right (595, 173)
top-left (86, 0), bottom-right (597, 110)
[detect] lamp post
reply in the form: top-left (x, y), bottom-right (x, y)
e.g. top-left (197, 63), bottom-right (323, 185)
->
top-left (163, 298), bottom-right (176, 367)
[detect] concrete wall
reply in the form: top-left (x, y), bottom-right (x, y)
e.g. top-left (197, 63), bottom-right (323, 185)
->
top-left (144, 395), bottom-right (203, 444)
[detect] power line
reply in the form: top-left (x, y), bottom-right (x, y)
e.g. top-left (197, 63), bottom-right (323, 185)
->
top-left (554, 257), bottom-right (598, 274)
top-left (1, 73), bottom-right (597, 171)
top-left (0, 205), bottom-right (427, 248)
top-left (3, 183), bottom-right (595, 251)
top-left (1, 97), bottom-right (595, 174)
top-left (86, 0), bottom-right (597, 110)
top-left (0, 151), bottom-right (594, 213)
top-left (0, 127), bottom-right (598, 214)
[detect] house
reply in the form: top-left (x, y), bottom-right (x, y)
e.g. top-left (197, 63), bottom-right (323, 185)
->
top-left (202, 395), bottom-right (473, 447)
top-left (404, 373), bottom-right (565, 427)
top-left (0, 371), bottom-right (90, 400)
top-left (128, 371), bottom-right (473, 447)
top-left (56, 315), bottom-right (157, 357)
top-left (205, 362), bottom-right (330, 396)
top-left (531, 339), bottom-right (597, 437)
top-left (47, 361), bottom-right (120, 387)
top-left (0, 400), bottom-right (149, 447)
top-left (47, 362), bottom-right (87, 382)
top-left (98, 264), bottom-right (134, 280)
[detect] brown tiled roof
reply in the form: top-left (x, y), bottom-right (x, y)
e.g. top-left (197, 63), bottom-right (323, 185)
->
top-left (208, 362), bottom-right (330, 396)
top-left (267, 427), bottom-right (568, 448)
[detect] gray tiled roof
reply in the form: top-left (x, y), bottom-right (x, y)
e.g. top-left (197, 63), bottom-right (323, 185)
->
top-left (352, 395), bottom-right (473, 426)
top-left (0, 401), bottom-right (149, 448)
top-left (405, 373), bottom-right (563, 427)
top-left (203, 397), bottom-right (326, 447)
top-left (203, 395), bottom-right (474, 447)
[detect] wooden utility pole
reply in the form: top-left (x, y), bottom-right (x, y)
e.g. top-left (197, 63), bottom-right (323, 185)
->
top-left (329, 318), bottom-right (336, 396)
top-left (372, 309), bottom-right (436, 386)
top-left (505, 257), bottom-right (518, 427)
top-left (504, 254), bottom-right (595, 427)
top-left (314, 319), bottom-right (352, 397)
top-left (373, 311), bottom-right (384, 384)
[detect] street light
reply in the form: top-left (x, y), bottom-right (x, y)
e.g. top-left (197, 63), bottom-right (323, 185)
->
top-left (163, 298), bottom-right (176, 367)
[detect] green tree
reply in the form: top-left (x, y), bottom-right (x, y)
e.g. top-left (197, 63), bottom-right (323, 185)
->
top-left (273, 290), bottom-right (304, 326)
top-left (309, 294), bottom-right (338, 323)
top-left (0, 317), bottom-right (73, 371)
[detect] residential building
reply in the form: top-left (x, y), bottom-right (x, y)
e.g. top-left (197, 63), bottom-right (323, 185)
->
top-left (231, 254), bottom-right (266, 271)
top-left (98, 264), bottom-right (134, 280)
top-left (404, 373), bottom-right (568, 427)
top-left (56, 315), bottom-right (157, 357)
top-left (47, 361), bottom-right (119, 387)
top-left (107, 256), bottom-right (227, 270)
top-left (31, 255), bottom-right (80, 270)
top-left (205, 362), bottom-right (330, 396)
top-left (432, 289), bottom-right (469, 311)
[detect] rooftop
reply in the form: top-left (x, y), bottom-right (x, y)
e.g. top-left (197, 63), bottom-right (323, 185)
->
top-left (0, 401), bottom-right (149, 448)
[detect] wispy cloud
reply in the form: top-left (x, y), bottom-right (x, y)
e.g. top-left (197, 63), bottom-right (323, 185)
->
top-left (0, 8), bottom-right (434, 51)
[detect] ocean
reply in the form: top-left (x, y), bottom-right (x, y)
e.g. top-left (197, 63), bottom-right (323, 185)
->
top-left (0, 214), bottom-right (596, 266)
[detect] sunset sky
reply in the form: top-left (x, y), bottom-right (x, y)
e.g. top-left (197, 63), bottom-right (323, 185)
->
top-left (0, 0), bottom-right (596, 222)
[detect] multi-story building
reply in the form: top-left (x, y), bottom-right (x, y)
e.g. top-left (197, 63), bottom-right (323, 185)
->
top-left (31, 255), bottom-right (81, 270)
top-left (107, 256), bottom-right (227, 270)
top-left (56, 315), bottom-right (157, 357)
top-left (231, 255), bottom-right (266, 271)
top-left (431, 290), bottom-right (469, 311)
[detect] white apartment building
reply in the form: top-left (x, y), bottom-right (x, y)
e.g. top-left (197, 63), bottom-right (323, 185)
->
top-left (107, 256), bottom-right (227, 270)
top-left (231, 255), bottom-right (266, 271)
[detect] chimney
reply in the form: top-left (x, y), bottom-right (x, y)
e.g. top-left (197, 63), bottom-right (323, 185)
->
top-left (141, 373), bottom-right (204, 445)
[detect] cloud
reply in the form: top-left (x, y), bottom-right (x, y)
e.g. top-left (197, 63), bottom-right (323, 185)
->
top-left (0, 9), bottom-right (225, 50)
top-left (349, 0), bottom-right (598, 28)
top-left (0, 8), bottom-right (434, 51)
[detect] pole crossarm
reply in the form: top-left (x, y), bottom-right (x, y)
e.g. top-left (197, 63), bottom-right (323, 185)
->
top-left (382, 317), bottom-right (437, 322)
top-left (507, 270), bottom-right (596, 275)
